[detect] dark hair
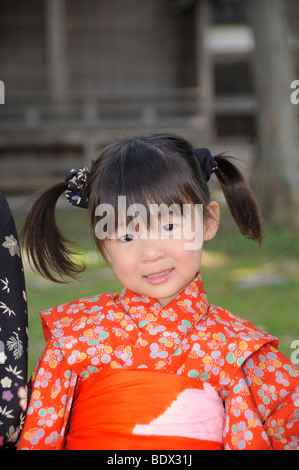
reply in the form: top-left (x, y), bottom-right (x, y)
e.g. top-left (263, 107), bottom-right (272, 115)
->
top-left (21, 132), bottom-right (263, 282)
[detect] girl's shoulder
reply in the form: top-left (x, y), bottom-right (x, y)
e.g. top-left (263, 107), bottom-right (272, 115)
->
top-left (202, 304), bottom-right (281, 377)
top-left (207, 303), bottom-right (279, 349)
top-left (40, 291), bottom-right (119, 342)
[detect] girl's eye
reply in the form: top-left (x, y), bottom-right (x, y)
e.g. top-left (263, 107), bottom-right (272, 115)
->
top-left (161, 224), bottom-right (176, 233)
top-left (118, 234), bottom-right (135, 243)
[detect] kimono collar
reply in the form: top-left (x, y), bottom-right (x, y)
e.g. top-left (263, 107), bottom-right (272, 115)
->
top-left (117, 272), bottom-right (210, 326)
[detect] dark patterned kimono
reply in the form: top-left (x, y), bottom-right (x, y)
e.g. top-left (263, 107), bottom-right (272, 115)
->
top-left (0, 194), bottom-right (28, 449)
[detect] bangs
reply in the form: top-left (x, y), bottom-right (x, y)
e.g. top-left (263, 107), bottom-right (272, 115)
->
top-left (89, 135), bottom-right (209, 240)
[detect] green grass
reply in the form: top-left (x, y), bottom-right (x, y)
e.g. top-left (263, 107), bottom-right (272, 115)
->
top-left (20, 208), bottom-right (299, 376)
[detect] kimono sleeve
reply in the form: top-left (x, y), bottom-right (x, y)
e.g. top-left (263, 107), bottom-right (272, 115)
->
top-left (0, 194), bottom-right (28, 448)
top-left (17, 333), bottom-right (77, 450)
top-left (223, 343), bottom-right (299, 450)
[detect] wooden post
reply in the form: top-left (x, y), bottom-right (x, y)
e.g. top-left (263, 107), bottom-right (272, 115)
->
top-left (250, 0), bottom-right (299, 228)
top-left (44, 0), bottom-right (69, 97)
top-left (194, 0), bottom-right (214, 137)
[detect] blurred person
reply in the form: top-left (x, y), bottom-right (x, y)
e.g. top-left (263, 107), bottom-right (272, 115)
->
top-left (0, 193), bottom-right (27, 449)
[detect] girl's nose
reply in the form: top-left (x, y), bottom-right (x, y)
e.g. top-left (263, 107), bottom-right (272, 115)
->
top-left (140, 238), bottom-right (166, 263)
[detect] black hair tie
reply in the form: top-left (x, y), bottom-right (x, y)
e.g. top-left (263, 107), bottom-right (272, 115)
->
top-left (194, 148), bottom-right (219, 182)
top-left (65, 166), bottom-right (90, 209)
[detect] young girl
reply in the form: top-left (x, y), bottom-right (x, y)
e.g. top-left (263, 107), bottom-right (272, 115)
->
top-left (18, 133), bottom-right (298, 450)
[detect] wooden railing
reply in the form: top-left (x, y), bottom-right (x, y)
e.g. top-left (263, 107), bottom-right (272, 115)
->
top-left (0, 88), bottom-right (205, 131)
top-left (0, 87), bottom-right (256, 194)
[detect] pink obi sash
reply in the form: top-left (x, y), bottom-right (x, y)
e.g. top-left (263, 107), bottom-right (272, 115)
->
top-left (64, 369), bottom-right (225, 450)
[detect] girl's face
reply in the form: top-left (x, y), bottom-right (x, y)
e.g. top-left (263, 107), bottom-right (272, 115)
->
top-left (103, 202), bottom-right (219, 307)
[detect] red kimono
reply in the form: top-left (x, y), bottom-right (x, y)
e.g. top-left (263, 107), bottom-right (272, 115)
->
top-left (18, 273), bottom-right (299, 450)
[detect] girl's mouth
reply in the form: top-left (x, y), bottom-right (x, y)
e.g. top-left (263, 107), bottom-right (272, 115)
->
top-left (143, 268), bottom-right (174, 284)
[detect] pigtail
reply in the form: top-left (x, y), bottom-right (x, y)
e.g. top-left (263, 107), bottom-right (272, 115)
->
top-left (21, 182), bottom-right (86, 282)
top-left (214, 155), bottom-right (264, 246)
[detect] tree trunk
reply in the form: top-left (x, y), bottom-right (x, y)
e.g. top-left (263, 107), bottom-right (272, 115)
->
top-left (249, 0), bottom-right (299, 229)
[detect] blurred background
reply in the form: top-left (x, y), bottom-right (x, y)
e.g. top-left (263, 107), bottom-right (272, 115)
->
top-left (0, 0), bottom-right (298, 374)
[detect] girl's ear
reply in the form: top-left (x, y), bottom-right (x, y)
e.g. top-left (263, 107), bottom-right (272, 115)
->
top-left (203, 201), bottom-right (220, 241)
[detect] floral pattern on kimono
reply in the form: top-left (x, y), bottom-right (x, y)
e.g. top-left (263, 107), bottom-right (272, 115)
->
top-left (18, 273), bottom-right (299, 450)
top-left (0, 194), bottom-right (28, 448)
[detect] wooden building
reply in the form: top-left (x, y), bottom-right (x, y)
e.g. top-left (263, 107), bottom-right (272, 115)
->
top-left (0, 0), bottom-right (256, 193)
